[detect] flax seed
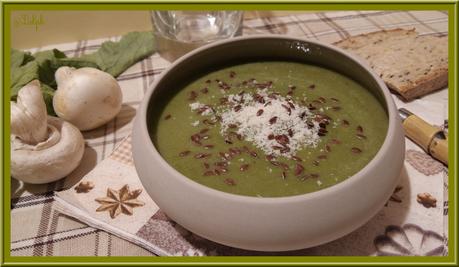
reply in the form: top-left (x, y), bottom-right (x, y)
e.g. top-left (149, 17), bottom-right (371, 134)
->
top-left (240, 164), bottom-right (250, 172)
top-left (291, 156), bottom-right (303, 162)
top-left (194, 153), bottom-right (211, 159)
top-left (203, 170), bottom-right (215, 176)
top-left (188, 91), bottom-right (198, 101)
top-left (224, 178), bottom-right (236, 186)
top-left (179, 151), bottom-right (191, 157)
top-left (295, 163), bottom-right (305, 176)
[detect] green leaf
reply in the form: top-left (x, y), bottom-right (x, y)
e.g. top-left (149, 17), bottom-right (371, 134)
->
top-left (56, 58), bottom-right (100, 69)
top-left (10, 61), bottom-right (40, 98)
top-left (33, 49), bottom-right (67, 64)
top-left (79, 31), bottom-right (155, 77)
top-left (40, 83), bottom-right (56, 116)
top-left (11, 49), bottom-right (34, 69)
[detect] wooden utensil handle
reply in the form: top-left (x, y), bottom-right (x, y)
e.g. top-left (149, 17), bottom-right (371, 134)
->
top-left (402, 113), bottom-right (448, 166)
top-left (403, 115), bottom-right (440, 151)
top-left (430, 137), bottom-right (448, 165)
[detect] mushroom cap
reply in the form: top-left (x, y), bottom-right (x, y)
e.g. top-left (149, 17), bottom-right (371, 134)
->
top-left (11, 116), bottom-right (85, 184)
top-left (53, 67), bottom-right (122, 131)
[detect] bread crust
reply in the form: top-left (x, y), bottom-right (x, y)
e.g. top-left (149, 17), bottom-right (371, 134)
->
top-left (334, 28), bottom-right (448, 100)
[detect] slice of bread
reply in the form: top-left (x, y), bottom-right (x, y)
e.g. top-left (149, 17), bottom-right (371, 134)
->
top-left (334, 29), bottom-right (448, 100)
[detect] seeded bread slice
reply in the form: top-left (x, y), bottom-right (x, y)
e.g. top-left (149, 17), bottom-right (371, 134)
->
top-left (334, 29), bottom-right (448, 100)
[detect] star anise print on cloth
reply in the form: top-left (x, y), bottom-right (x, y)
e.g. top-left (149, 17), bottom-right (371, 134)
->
top-left (95, 185), bottom-right (145, 219)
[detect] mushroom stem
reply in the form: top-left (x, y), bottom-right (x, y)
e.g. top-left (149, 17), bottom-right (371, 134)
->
top-left (11, 80), bottom-right (85, 184)
top-left (11, 80), bottom-right (48, 144)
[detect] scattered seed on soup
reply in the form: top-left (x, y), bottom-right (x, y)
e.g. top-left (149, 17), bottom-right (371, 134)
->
top-left (224, 178), bottom-right (237, 186)
top-left (218, 167), bottom-right (228, 174)
top-left (204, 170), bottom-right (215, 176)
top-left (202, 119), bottom-right (215, 126)
top-left (295, 163), bottom-right (305, 176)
top-left (331, 138), bottom-right (341, 145)
top-left (195, 153), bottom-right (211, 159)
top-left (191, 134), bottom-right (202, 144)
top-left (356, 133), bottom-right (367, 140)
top-left (351, 147), bottom-right (362, 154)
top-left (275, 134), bottom-right (289, 145)
top-left (291, 156), bottom-right (302, 162)
top-left (215, 161), bottom-right (228, 167)
top-left (299, 175), bottom-right (309, 181)
top-left (188, 91), bottom-right (198, 101)
top-left (164, 114), bottom-right (172, 120)
top-left (240, 164), bottom-right (250, 172)
top-left (179, 151), bottom-right (191, 157)
top-left (281, 104), bottom-right (292, 115)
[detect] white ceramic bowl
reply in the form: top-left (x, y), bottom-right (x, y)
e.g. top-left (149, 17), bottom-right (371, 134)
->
top-left (132, 35), bottom-right (405, 251)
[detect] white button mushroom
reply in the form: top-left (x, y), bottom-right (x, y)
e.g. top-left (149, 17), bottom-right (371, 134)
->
top-left (11, 80), bottom-right (85, 184)
top-left (53, 67), bottom-right (123, 131)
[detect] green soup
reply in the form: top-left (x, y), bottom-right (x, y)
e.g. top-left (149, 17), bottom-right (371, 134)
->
top-left (152, 61), bottom-right (388, 197)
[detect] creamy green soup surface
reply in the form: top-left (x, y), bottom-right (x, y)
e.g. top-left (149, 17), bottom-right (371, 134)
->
top-left (152, 61), bottom-right (388, 197)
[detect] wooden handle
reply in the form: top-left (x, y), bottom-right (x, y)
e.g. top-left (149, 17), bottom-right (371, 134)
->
top-left (402, 115), bottom-right (441, 151)
top-left (430, 137), bottom-right (448, 165)
top-left (402, 114), bottom-right (448, 166)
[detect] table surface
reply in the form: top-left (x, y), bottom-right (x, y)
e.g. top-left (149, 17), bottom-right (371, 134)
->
top-left (10, 10), bottom-right (449, 256)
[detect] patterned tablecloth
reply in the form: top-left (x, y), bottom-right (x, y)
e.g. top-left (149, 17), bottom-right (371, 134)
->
top-left (10, 10), bottom-right (449, 256)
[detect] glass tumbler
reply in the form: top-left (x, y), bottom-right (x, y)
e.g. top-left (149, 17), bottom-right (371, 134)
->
top-left (151, 11), bottom-right (243, 61)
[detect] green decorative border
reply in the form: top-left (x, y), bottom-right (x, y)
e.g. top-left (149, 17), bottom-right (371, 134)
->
top-left (1, 1), bottom-right (457, 266)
